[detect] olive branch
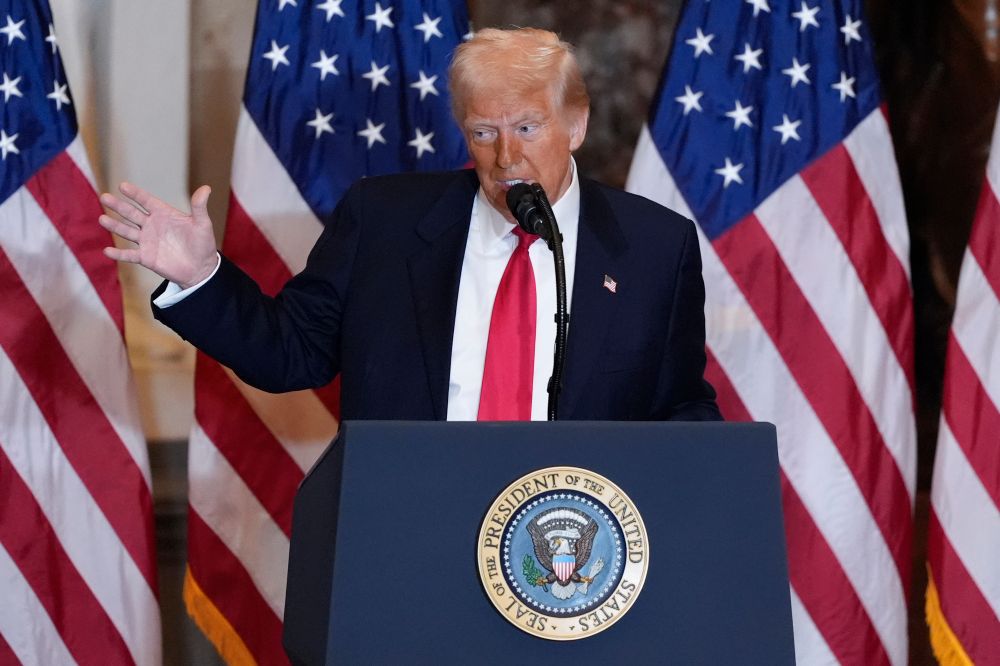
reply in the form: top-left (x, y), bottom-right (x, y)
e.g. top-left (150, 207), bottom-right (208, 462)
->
top-left (522, 554), bottom-right (548, 592)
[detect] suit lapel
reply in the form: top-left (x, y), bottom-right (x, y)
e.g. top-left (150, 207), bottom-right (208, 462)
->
top-left (407, 171), bottom-right (479, 419)
top-left (560, 179), bottom-right (627, 417)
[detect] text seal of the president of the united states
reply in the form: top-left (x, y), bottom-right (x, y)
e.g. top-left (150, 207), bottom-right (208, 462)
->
top-left (477, 466), bottom-right (649, 640)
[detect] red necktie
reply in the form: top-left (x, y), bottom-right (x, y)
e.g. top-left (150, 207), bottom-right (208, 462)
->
top-left (478, 227), bottom-right (538, 420)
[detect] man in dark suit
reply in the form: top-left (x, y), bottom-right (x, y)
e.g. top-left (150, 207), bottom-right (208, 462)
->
top-left (99, 27), bottom-right (720, 422)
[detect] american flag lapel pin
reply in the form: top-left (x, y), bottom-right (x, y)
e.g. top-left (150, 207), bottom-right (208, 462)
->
top-left (603, 274), bottom-right (617, 294)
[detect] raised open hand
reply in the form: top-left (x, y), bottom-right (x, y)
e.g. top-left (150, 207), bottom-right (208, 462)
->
top-left (99, 182), bottom-right (219, 289)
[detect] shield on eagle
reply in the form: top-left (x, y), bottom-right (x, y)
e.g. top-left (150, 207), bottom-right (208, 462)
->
top-left (553, 553), bottom-right (575, 583)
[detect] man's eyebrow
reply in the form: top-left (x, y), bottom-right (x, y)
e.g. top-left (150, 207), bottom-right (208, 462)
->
top-left (463, 111), bottom-right (547, 129)
top-left (510, 111), bottom-right (546, 124)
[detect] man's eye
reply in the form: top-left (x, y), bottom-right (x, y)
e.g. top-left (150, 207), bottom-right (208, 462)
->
top-left (472, 129), bottom-right (495, 141)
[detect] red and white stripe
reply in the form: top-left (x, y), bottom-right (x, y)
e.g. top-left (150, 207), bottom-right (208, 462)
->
top-left (627, 107), bottom-right (916, 665)
top-left (554, 558), bottom-right (575, 583)
top-left (926, 106), bottom-right (1000, 664)
top-left (0, 137), bottom-right (161, 664)
top-left (183, 108), bottom-right (339, 664)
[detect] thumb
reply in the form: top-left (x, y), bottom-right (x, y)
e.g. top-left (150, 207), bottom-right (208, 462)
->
top-left (190, 185), bottom-right (213, 222)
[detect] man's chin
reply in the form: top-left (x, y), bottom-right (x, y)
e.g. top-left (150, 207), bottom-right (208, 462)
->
top-left (486, 197), bottom-right (516, 223)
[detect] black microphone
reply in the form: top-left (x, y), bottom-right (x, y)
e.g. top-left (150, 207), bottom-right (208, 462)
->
top-left (505, 183), bottom-right (551, 240)
top-left (503, 181), bottom-right (568, 420)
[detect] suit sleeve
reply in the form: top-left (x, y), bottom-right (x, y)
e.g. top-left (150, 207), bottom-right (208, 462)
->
top-left (151, 182), bottom-right (365, 392)
top-left (652, 219), bottom-right (723, 421)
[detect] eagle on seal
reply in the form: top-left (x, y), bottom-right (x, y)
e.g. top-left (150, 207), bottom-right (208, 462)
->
top-left (526, 508), bottom-right (599, 600)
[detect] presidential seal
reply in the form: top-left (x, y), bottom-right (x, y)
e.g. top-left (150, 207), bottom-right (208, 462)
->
top-left (477, 467), bottom-right (649, 640)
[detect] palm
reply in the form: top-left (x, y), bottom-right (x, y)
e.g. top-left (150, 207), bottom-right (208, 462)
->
top-left (99, 182), bottom-right (219, 288)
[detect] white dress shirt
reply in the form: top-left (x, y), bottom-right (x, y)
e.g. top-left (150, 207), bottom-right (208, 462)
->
top-left (156, 162), bottom-right (581, 422)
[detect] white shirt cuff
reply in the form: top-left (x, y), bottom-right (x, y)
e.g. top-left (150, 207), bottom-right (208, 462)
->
top-left (153, 253), bottom-right (222, 308)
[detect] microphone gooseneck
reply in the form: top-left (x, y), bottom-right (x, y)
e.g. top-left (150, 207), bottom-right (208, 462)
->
top-left (503, 182), bottom-right (568, 421)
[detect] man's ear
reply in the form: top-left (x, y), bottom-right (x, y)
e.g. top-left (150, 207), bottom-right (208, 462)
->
top-left (569, 107), bottom-right (589, 152)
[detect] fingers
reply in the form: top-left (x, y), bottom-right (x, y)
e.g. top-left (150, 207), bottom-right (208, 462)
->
top-left (100, 191), bottom-right (148, 228)
top-left (102, 245), bottom-right (140, 264)
top-left (98, 214), bottom-right (141, 244)
top-left (189, 185), bottom-right (212, 221)
top-left (118, 181), bottom-right (163, 213)
top-left (191, 184), bottom-right (212, 207)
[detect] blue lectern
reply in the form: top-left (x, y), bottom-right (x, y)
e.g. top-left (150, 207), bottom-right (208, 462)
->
top-left (284, 421), bottom-right (794, 664)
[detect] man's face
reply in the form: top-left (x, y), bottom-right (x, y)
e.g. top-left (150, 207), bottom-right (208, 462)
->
top-left (461, 85), bottom-right (587, 223)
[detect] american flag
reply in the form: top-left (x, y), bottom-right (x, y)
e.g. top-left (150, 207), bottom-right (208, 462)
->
top-left (0, 0), bottom-right (161, 663)
top-left (626, 1), bottom-right (916, 663)
top-left (924, 103), bottom-right (1000, 664)
top-left (184, 1), bottom-right (470, 662)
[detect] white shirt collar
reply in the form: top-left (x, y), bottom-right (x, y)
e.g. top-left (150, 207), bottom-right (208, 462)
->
top-left (474, 157), bottom-right (581, 244)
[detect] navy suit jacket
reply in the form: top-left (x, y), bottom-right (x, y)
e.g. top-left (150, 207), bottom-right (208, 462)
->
top-left (153, 169), bottom-right (720, 421)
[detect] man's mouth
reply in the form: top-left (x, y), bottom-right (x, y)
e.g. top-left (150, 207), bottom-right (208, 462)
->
top-left (498, 178), bottom-right (529, 191)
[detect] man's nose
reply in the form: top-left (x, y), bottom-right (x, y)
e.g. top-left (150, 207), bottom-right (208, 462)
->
top-left (495, 133), bottom-right (520, 169)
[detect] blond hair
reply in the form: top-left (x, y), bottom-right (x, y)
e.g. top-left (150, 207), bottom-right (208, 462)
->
top-left (449, 27), bottom-right (590, 122)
